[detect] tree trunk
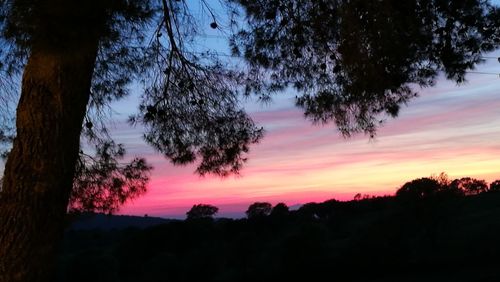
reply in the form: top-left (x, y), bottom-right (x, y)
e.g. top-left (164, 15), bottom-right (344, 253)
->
top-left (0, 42), bottom-right (99, 281)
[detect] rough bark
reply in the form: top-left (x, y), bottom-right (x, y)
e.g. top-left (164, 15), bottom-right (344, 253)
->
top-left (0, 42), bottom-right (100, 281)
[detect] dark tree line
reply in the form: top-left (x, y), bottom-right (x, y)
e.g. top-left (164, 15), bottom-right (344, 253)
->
top-left (57, 174), bottom-right (500, 282)
top-left (184, 173), bottom-right (499, 222)
top-left (396, 174), bottom-right (495, 200)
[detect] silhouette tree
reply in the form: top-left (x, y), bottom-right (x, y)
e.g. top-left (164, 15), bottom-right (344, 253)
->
top-left (354, 193), bottom-right (362, 201)
top-left (270, 202), bottom-right (289, 218)
top-left (186, 204), bottom-right (219, 220)
top-left (246, 202), bottom-right (272, 218)
top-left (396, 177), bottom-right (443, 200)
top-left (430, 172), bottom-right (452, 187)
top-left (490, 180), bottom-right (500, 192)
top-left (450, 177), bottom-right (489, 195)
top-left (233, 0), bottom-right (499, 136)
top-left (0, 1), bottom-right (260, 281)
top-left (297, 202), bottom-right (320, 219)
top-left (0, 0), bottom-right (498, 281)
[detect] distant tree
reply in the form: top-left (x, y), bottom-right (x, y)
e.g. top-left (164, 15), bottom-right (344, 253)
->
top-left (246, 202), bottom-right (272, 219)
top-left (490, 180), bottom-right (500, 193)
top-left (353, 193), bottom-right (362, 201)
top-left (450, 177), bottom-right (489, 195)
top-left (396, 177), bottom-right (443, 200)
top-left (270, 203), bottom-right (289, 218)
top-left (362, 194), bottom-right (375, 200)
top-left (186, 204), bottom-right (219, 220)
top-left (297, 202), bottom-right (320, 219)
top-left (430, 172), bottom-right (451, 187)
top-left (315, 199), bottom-right (341, 219)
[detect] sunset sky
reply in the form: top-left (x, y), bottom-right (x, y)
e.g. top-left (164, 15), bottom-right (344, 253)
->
top-left (1, 3), bottom-right (499, 219)
top-left (106, 50), bottom-right (500, 218)
top-left (106, 1), bottom-right (500, 218)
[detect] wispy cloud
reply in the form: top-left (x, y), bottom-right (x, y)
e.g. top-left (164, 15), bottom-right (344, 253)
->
top-left (113, 54), bottom-right (500, 218)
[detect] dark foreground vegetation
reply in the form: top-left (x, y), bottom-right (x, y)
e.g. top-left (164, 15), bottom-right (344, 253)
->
top-left (57, 175), bottom-right (500, 282)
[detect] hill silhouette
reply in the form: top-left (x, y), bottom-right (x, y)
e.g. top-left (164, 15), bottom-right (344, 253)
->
top-left (67, 213), bottom-right (173, 231)
top-left (57, 176), bottom-right (500, 282)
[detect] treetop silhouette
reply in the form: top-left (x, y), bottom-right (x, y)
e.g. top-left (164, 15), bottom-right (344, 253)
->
top-left (246, 202), bottom-right (272, 218)
top-left (490, 180), bottom-right (500, 192)
top-left (186, 204), bottom-right (219, 220)
top-left (450, 177), bottom-right (489, 195)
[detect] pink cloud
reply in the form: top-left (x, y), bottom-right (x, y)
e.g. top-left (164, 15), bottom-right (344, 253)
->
top-left (113, 60), bottom-right (500, 218)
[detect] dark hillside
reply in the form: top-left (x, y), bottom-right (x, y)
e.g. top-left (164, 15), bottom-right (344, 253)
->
top-left (68, 213), bottom-right (172, 231)
top-left (57, 192), bottom-right (500, 282)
